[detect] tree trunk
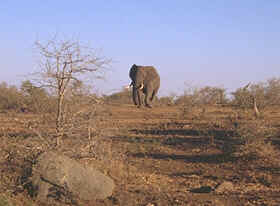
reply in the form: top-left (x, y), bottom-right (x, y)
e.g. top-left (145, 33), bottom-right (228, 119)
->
top-left (56, 92), bottom-right (64, 146)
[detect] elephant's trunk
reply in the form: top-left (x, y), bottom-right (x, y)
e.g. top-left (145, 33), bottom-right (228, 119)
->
top-left (132, 87), bottom-right (138, 105)
top-left (137, 87), bottom-right (141, 107)
top-left (136, 83), bottom-right (144, 107)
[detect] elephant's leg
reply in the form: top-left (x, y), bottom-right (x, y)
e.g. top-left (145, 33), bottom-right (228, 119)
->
top-left (150, 89), bottom-right (156, 102)
top-left (140, 92), bottom-right (144, 105)
top-left (144, 88), bottom-right (153, 108)
top-left (132, 88), bottom-right (138, 105)
top-left (137, 89), bottom-right (143, 108)
top-left (150, 81), bottom-right (160, 102)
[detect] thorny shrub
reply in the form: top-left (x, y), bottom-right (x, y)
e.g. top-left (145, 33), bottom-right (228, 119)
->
top-left (20, 80), bottom-right (56, 113)
top-left (233, 119), bottom-right (280, 162)
top-left (231, 77), bottom-right (280, 110)
top-left (0, 82), bottom-right (24, 111)
top-left (103, 88), bottom-right (132, 104)
top-left (0, 81), bottom-right (56, 114)
top-left (176, 86), bottom-right (227, 106)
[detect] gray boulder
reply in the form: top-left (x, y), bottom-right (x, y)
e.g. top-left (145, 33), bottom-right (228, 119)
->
top-left (32, 151), bottom-right (114, 203)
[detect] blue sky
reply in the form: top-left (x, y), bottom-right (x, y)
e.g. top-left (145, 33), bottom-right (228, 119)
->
top-left (0, 1), bottom-right (279, 96)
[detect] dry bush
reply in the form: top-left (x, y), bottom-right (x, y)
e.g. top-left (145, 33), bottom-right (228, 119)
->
top-left (234, 119), bottom-right (279, 162)
top-left (238, 139), bottom-right (278, 160)
top-left (231, 78), bottom-right (280, 112)
top-left (0, 81), bottom-right (56, 114)
top-left (177, 85), bottom-right (227, 119)
top-left (104, 88), bottom-right (133, 104)
top-left (231, 85), bottom-right (253, 109)
top-left (236, 120), bottom-right (276, 141)
top-left (194, 86), bottom-right (227, 105)
top-left (32, 35), bottom-right (111, 146)
top-left (0, 82), bottom-right (24, 112)
top-left (0, 133), bottom-right (45, 202)
top-left (20, 80), bottom-right (56, 114)
top-left (62, 94), bottom-right (128, 173)
top-left (0, 195), bottom-right (11, 206)
top-left (264, 77), bottom-right (280, 105)
top-left (176, 86), bottom-right (227, 106)
top-left (158, 93), bottom-right (176, 106)
top-left (175, 86), bottom-right (198, 119)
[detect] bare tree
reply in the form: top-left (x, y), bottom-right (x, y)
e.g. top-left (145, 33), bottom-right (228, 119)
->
top-left (34, 36), bottom-right (111, 146)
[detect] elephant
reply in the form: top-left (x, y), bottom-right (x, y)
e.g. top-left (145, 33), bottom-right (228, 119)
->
top-left (129, 64), bottom-right (160, 108)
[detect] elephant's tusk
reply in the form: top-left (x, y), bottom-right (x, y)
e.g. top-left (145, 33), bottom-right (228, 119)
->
top-left (139, 83), bottom-right (144, 90)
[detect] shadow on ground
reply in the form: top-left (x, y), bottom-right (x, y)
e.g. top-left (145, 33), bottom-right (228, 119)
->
top-left (130, 128), bottom-right (236, 138)
top-left (112, 128), bottom-right (243, 153)
top-left (110, 127), bottom-right (244, 165)
top-left (130, 152), bottom-right (238, 164)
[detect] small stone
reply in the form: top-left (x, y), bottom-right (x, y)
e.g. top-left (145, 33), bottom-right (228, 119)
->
top-left (215, 181), bottom-right (235, 193)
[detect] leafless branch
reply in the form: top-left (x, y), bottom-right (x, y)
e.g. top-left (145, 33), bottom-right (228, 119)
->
top-left (32, 35), bottom-right (111, 146)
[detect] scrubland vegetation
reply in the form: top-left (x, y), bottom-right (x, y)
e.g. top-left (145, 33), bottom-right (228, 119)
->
top-left (1, 75), bottom-right (280, 205)
top-left (0, 34), bottom-right (280, 206)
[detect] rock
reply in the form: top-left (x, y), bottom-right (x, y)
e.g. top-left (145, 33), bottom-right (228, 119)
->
top-left (32, 151), bottom-right (114, 203)
top-left (215, 181), bottom-right (235, 193)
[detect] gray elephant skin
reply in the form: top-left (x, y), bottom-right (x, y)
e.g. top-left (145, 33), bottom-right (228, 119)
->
top-left (129, 64), bottom-right (160, 108)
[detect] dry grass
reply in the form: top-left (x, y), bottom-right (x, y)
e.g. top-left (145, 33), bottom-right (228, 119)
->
top-left (1, 104), bottom-right (280, 205)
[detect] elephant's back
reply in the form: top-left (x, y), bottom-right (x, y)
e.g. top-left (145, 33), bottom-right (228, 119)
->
top-left (147, 66), bottom-right (160, 80)
top-left (129, 64), bottom-right (160, 82)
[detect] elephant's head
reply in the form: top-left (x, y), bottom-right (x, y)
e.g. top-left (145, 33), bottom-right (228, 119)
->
top-left (129, 64), bottom-right (144, 106)
top-left (134, 68), bottom-right (146, 90)
top-left (129, 64), bottom-right (145, 90)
